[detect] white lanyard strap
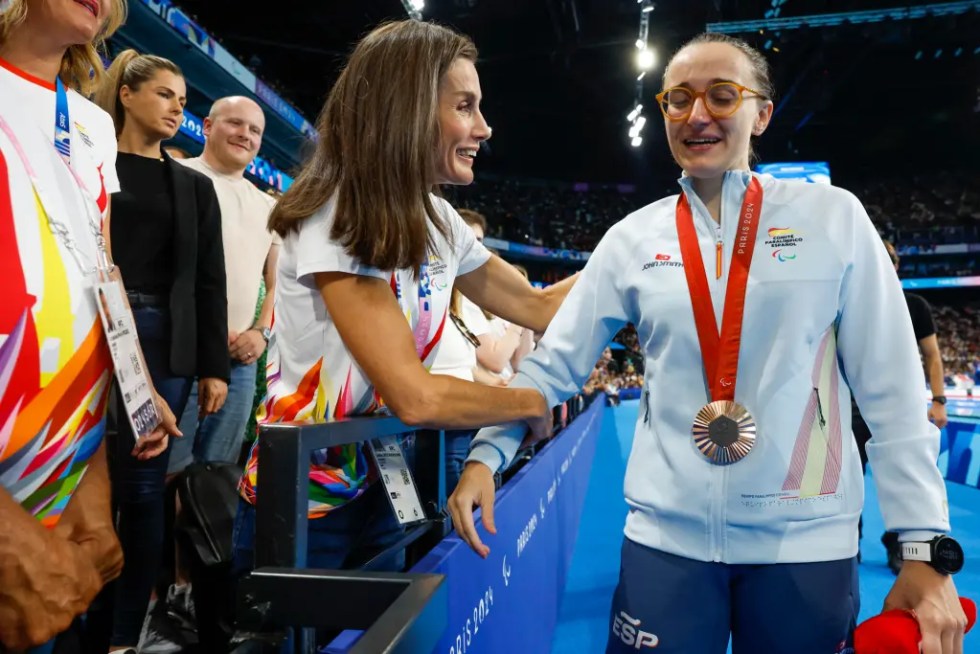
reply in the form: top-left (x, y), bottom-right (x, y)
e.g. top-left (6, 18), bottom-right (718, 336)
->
top-left (0, 112), bottom-right (111, 276)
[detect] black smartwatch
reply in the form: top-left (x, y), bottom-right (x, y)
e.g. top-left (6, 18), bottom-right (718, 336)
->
top-left (932, 395), bottom-right (947, 405)
top-left (901, 535), bottom-right (964, 575)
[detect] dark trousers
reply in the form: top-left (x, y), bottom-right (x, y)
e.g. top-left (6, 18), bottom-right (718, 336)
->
top-left (607, 538), bottom-right (858, 654)
top-left (86, 304), bottom-right (193, 649)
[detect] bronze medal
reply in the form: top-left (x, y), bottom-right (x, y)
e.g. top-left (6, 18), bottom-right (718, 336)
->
top-left (692, 400), bottom-right (756, 465)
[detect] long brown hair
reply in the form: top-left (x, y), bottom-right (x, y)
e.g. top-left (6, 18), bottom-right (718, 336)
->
top-left (95, 49), bottom-right (182, 136)
top-left (0, 0), bottom-right (127, 95)
top-left (269, 20), bottom-right (479, 274)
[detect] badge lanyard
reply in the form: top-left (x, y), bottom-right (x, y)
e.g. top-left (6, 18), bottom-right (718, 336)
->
top-left (0, 84), bottom-right (161, 440)
top-left (0, 80), bottom-right (112, 277)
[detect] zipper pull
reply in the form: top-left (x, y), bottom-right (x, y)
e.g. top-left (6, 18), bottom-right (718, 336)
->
top-left (715, 240), bottom-right (723, 279)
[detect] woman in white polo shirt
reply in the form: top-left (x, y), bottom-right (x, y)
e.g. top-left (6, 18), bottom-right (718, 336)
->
top-left (232, 21), bottom-right (578, 587)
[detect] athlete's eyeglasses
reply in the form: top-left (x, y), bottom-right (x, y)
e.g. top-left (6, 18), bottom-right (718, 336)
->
top-left (655, 82), bottom-right (768, 122)
top-left (449, 312), bottom-right (482, 349)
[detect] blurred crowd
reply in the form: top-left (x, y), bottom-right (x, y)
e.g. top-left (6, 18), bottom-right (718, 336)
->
top-left (452, 172), bottom-right (980, 259)
top-left (584, 326), bottom-right (645, 399)
top-left (935, 303), bottom-right (980, 385)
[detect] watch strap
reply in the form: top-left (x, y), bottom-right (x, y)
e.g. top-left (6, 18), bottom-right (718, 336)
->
top-left (932, 396), bottom-right (947, 405)
top-left (901, 541), bottom-right (931, 562)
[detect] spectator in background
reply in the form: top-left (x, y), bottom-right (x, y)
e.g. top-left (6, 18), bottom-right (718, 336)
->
top-left (509, 264), bottom-right (536, 371)
top-left (853, 240), bottom-right (949, 574)
top-left (232, 21), bottom-right (577, 596)
top-left (0, 2), bottom-right (179, 651)
top-left (142, 95), bottom-right (279, 653)
top-left (456, 209), bottom-right (529, 383)
top-left (94, 49), bottom-right (229, 654)
top-left (171, 97), bottom-right (279, 475)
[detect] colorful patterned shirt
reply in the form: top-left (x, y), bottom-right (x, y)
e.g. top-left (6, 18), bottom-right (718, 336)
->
top-left (240, 194), bottom-right (490, 517)
top-left (0, 59), bottom-right (120, 527)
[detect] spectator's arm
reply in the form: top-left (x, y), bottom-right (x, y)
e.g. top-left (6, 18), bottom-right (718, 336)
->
top-left (919, 334), bottom-right (946, 400)
top-left (52, 440), bottom-right (122, 583)
top-left (255, 243), bottom-right (280, 330)
top-left (473, 366), bottom-right (506, 387)
top-left (0, 487), bottom-right (102, 650)
top-left (475, 323), bottom-right (522, 374)
top-left (511, 324), bottom-right (535, 372)
top-left (315, 272), bottom-right (546, 429)
top-left (456, 255), bottom-right (579, 333)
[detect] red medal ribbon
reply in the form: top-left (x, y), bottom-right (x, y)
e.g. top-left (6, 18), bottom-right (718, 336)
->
top-left (676, 176), bottom-right (764, 402)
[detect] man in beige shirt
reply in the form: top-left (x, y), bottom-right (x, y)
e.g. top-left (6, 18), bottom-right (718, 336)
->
top-left (169, 96), bottom-right (280, 475)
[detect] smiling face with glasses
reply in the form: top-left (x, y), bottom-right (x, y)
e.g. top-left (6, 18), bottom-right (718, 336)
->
top-left (659, 41), bottom-right (774, 184)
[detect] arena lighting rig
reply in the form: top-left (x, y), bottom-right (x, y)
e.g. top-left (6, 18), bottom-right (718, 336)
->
top-left (401, 0), bottom-right (424, 20)
top-left (628, 0), bottom-right (657, 147)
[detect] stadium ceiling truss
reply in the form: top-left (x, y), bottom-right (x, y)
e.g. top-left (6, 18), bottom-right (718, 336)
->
top-left (707, 1), bottom-right (980, 33)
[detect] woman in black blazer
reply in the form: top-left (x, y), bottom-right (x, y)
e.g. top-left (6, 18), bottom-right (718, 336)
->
top-left (93, 50), bottom-right (229, 651)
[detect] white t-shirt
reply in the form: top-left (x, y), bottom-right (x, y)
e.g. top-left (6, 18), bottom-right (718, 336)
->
top-left (178, 157), bottom-right (281, 334)
top-left (240, 194), bottom-right (490, 516)
top-left (431, 295), bottom-right (491, 381)
top-left (0, 59), bottom-right (119, 527)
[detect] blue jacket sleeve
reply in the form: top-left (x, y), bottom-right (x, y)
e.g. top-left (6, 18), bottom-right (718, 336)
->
top-left (467, 225), bottom-right (634, 472)
top-left (835, 193), bottom-right (949, 541)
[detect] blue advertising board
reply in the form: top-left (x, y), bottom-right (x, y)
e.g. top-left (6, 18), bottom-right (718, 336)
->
top-left (755, 161), bottom-right (832, 184)
top-left (412, 400), bottom-right (603, 654)
top-left (326, 399), bottom-right (604, 653)
top-left (938, 417), bottom-right (980, 488)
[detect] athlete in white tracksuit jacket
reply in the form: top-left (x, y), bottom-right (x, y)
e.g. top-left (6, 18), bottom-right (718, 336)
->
top-left (448, 33), bottom-right (966, 654)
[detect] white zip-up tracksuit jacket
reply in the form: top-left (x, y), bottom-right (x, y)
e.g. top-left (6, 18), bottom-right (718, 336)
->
top-left (468, 171), bottom-right (949, 564)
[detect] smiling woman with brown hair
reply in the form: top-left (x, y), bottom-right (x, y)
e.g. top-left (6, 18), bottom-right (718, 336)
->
top-left (233, 20), bottom-right (578, 591)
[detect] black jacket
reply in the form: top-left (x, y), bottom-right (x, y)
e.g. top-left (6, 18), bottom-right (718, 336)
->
top-left (164, 152), bottom-right (229, 381)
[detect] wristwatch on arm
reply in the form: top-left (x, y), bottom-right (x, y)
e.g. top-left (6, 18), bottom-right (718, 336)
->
top-left (901, 535), bottom-right (964, 575)
top-left (932, 396), bottom-right (947, 405)
top-left (252, 325), bottom-right (271, 343)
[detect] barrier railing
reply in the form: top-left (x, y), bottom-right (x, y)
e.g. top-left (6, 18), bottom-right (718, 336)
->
top-left (247, 397), bottom-right (588, 653)
top-left (246, 417), bottom-right (446, 654)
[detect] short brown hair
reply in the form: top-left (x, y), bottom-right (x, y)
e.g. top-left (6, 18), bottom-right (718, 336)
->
top-left (0, 0), bottom-right (127, 95)
top-left (665, 33), bottom-right (774, 164)
top-left (268, 21), bottom-right (479, 274)
top-left (457, 208), bottom-right (487, 232)
top-left (665, 33), bottom-right (774, 101)
top-left (96, 50), bottom-right (183, 136)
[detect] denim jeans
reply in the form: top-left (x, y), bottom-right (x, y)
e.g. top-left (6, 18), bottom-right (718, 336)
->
top-left (95, 305), bottom-right (193, 648)
top-left (170, 360), bottom-right (257, 473)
